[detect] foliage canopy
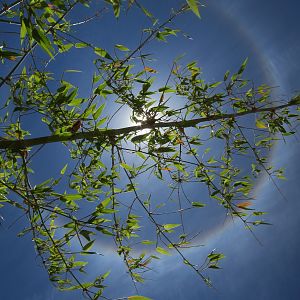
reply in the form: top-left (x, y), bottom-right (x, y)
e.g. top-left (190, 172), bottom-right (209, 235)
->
top-left (0, 1), bottom-right (299, 299)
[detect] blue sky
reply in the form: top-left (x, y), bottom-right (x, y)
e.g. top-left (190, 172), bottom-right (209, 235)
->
top-left (1, 0), bottom-right (300, 299)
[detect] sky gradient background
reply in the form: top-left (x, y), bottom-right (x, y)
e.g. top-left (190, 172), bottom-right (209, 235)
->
top-left (1, 0), bottom-right (300, 299)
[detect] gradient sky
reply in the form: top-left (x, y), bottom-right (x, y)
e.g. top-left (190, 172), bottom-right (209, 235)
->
top-left (1, 1), bottom-right (300, 299)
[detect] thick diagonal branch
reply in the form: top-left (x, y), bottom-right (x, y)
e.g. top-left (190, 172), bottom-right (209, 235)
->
top-left (0, 101), bottom-right (298, 150)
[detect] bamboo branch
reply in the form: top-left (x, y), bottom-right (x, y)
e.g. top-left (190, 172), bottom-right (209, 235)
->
top-left (0, 101), bottom-right (298, 150)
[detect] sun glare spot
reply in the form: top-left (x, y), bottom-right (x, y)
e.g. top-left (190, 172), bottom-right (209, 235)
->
top-left (135, 126), bottom-right (151, 135)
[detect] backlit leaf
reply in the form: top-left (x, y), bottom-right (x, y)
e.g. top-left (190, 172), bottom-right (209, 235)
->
top-left (141, 240), bottom-right (155, 245)
top-left (83, 240), bottom-right (95, 251)
top-left (156, 247), bottom-right (170, 255)
top-left (94, 47), bottom-right (112, 60)
top-left (60, 164), bottom-right (68, 175)
top-left (144, 66), bottom-right (157, 73)
top-left (238, 57), bottom-right (248, 74)
top-left (128, 296), bottom-right (152, 300)
top-left (93, 103), bottom-right (105, 120)
top-left (0, 50), bottom-right (21, 60)
top-left (32, 28), bottom-right (54, 58)
top-left (256, 119), bottom-right (267, 129)
top-left (237, 201), bottom-right (252, 209)
top-left (75, 42), bottom-right (88, 48)
top-left (163, 223), bottom-right (181, 230)
top-left (192, 202), bottom-right (206, 208)
top-left (61, 194), bottom-right (82, 201)
top-left (115, 44), bottom-right (129, 51)
top-left (96, 117), bottom-right (107, 127)
top-left (186, 0), bottom-right (201, 18)
top-left (131, 133), bottom-right (149, 143)
top-left (154, 147), bottom-right (175, 153)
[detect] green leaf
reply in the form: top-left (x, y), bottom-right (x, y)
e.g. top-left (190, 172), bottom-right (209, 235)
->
top-left (60, 164), bottom-right (68, 175)
top-left (115, 44), bottom-right (129, 51)
top-left (68, 98), bottom-right (85, 107)
top-left (82, 103), bottom-right (96, 119)
top-left (158, 87), bottom-right (175, 93)
top-left (0, 50), bottom-right (21, 60)
top-left (136, 152), bottom-right (146, 159)
top-left (139, 4), bottom-right (156, 24)
top-left (80, 230), bottom-right (94, 241)
top-left (289, 94), bottom-right (300, 105)
top-left (207, 157), bottom-right (217, 164)
top-left (93, 74), bottom-right (102, 84)
top-left (155, 32), bottom-right (167, 42)
top-left (61, 194), bottom-right (82, 201)
top-left (102, 270), bottom-right (111, 279)
top-left (224, 70), bottom-right (230, 81)
top-left (156, 247), bottom-right (170, 255)
top-left (94, 82), bottom-right (107, 95)
top-left (96, 117), bottom-right (107, 127)
top-left (111, 0), bottom-right (120, 17)
top-left (20, 18), bottom-right (27, 44)
top-left (98, 228), bottom-right (114, 236)
top-left (32, 28), bottom-right (54, 58)
top-left (128, 296), bottom-right (152, 300)
top-left (208, 253), bottom-right (225, 262)
top-left (75, 42), bottom-right (88, 48)
top-left (120, 163), bottom-right (133, 171)
top-left (253, 220), bottom-right (272, 226)
top-left (163, 224), bottom-right (181, 230)
top-left (83, 240), bottom-right (95, 251)
top-left (186, 0), bottom-right (201, 18)
top-left (255, 119), bottom-right (267, 129)
top-left (253, 211), bottom-right (267, 216)
top-left (65, 69), bottom-right (82, 73)
top-left (93, 103), bottom-right (105, 120)
top-left (94, 47), bottom-right (112, 60)
top-left (192, 202), bottom-right (206, 208)
top-left (154, 147), bottom-right (175, 153)
top-left (101, 197), bottom-right (112, 208)
top-left (238, 58), bottom-right (248, 74)
top-left (131, 133), bottom-right (149, 144)
top-left (141, 240), bottom-right (155, 245)
top-left (72, 261), bottom-right (88, 267)
top-left (63, 221), bottom-right (75, 229)
top-left (209, 81), bottom-right (222, 88)
top-left (208, 265), bottom-right (221, 269)
top-left (59, 43), bottom-right (73, 53)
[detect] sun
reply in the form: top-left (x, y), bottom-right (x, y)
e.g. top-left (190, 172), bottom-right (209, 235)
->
top-left (112, 105), bottom-right (152, 135)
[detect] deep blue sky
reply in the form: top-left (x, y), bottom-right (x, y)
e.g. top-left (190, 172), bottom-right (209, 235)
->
top-left (1, 1), bottom-right (300, 299)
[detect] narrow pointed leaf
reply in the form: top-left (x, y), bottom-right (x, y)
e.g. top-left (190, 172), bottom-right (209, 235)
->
top-left (186, 0), bottom-right (201, 18)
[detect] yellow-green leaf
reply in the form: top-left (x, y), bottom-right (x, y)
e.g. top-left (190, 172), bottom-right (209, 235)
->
top-left (75, 42), bottom-right (88, 48)
top-left (256, 119), bottom-right (267, 129)
top-left (144, 66), bottom-right (157, 73)
top-left (96, 117), bottom-right (107, 127)
top-left (20, 18), bottom-right (27, 44)
top-left (83, 240), bottom-right (95, 251)
top-left (163, 224), bottom-right (181, 230)
top-left (94, 47), bottom-right (112, 60)
top-left (68, 98), bottom-right (85, 107)
top-left (93, 103), bottom-right (105, 120)
top-left (128, 296), bottom-right (152, 300)
top-left (32, 28), bottom-right (54, 58)
top-left (61, 194), bottom-right (82, 201)
top-left (192, 202), bottom-right (206, 208)
top-left (120, 163), bottom-right (133, 171)
top-left (141, 240), bottom-right (155, 245)
top-left (60, 164), bottom-right (68, 175)
top-left (115, 44), bottom-right (129, 51)
top-left (156, 247), bottom-right (170, 255)
top-left (186, 0), bottom-right (201, 18)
